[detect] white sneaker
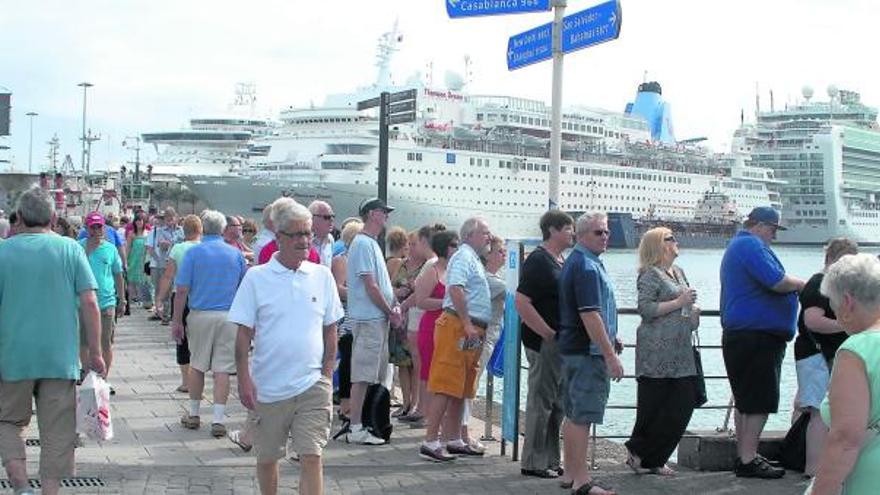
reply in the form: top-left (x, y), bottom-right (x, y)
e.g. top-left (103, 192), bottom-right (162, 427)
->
top-left (346, 426), bottom-right (385, 445)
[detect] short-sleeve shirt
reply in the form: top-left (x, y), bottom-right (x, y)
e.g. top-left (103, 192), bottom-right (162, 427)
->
top-left (313, 235), bottom-right (334, 267)
top-left (77, 226), bottom-right (124, 247)
top-left (168, 240), bottom-right (200, 289)
top-left (175, 235), bottom-right (246, 311)
top-left (443, 243), bottom-right (491, 322)
top-left (0, 233), bottom-right (97, 381)
top-left (79, 239), bottom-right (123, 309)
top-left (346, 233), bottom-right (394, 321)
top-left (558, 243), bottom-right (618, 356)
top-left (517, 245), bottom-right (563, 352)
top-left (794, 272), bottom-right (848, 363)
top-left (228, 257), bottom-right (343, 403)
top-left (147, 225), bottom-right (183, 268)
top-left (720, 230), bottom-right (798, 338)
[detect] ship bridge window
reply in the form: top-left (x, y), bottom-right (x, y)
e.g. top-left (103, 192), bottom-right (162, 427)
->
top-left (476, 114), bottom-right (484, 121)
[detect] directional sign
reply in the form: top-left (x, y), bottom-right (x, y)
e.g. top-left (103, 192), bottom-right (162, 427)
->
top-left (446, 0), bottom-right (550, 19)
top-left (507, 0), bottom-right (622, 71)
top-left (357, 96), bottom-right (381, 111)
top-left (388, 112), bottom-right (417, 125)
top-left (562, 0), bottom-right (622, 54)
top-left (388, 100), bottom-right (416, 114)
top-left (389, 89), bottom-right (417, 103)
top-left (506, 22), bottom-right (552, 71)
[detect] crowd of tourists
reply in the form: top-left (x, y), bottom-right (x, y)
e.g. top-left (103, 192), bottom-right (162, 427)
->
top-left (0, 185), bottom-right (878, 495)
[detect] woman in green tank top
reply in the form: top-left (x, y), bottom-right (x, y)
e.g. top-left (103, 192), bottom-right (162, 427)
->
top-left (125, 213), bottom-right (152, 309)
top-left (810, 253), bottom-right (880, 495)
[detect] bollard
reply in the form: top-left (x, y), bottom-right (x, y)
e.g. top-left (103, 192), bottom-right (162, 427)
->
top-left (482, 374), bottom-right (497, 442)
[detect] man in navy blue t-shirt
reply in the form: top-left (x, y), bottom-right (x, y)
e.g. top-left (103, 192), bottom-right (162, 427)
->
top-left (720, 206), bottom-right (805, 479)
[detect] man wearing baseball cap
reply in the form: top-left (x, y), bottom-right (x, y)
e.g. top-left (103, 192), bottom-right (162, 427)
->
top-left (345, 197), bottom-right (400, 445)
top-left (80, 212), bottom-right (125, 391)
top-left (720, 206), bottom-right (805, 479)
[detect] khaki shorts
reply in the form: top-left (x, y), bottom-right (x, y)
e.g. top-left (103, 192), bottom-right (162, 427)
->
top-left (350, 319), bottom-right (390, 384)
top-left (187, 310), bottom-right (237, 374)
top-left (80, 309), bottom-right (116, 351)
top-left (0, 379), bottom-right (76, 479)
top-left (254, 377), bottom-right (333, 462)
top-left (427, 312), bottom-right (484, 400)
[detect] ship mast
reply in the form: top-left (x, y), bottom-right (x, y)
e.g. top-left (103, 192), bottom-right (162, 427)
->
top-left (374, 21), bottom-right (403, 89)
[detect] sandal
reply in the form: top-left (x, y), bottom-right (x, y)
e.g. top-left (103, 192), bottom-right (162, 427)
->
top-left (175, 385), bottom-right (188, 393)
top-left (227, 429), bottom-right (252, 452)
top-left (391, 407), bottom-right (410, 418)
top-left (648, 465), bottom-right (676, 476)
top-left (571, 481), bottom-right (616, 495)
top-left (625, 451), bottom-right (650, 474)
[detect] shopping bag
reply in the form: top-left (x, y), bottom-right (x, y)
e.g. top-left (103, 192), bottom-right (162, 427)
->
top-left (77, 371), bottom-right (114, 441)
top-left (488, 327), bottom-right (505, 378)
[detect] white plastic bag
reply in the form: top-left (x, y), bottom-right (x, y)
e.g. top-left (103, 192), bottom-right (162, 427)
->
top-left (76, 371), bottom-right (113, 441)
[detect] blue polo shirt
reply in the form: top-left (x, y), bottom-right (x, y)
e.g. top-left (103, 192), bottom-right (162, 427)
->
top-left (175, 235), bottom-right (246, 311)
top-left (720, 230), bottom-right (798, 339)
top-left (558, 244), bottom-right (617, 356)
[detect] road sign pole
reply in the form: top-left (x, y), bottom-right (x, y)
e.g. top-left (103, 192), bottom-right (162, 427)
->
top-left (548, 0), bottom-right (566, 210)
top-left (378, 91), bottom-right (390, 204)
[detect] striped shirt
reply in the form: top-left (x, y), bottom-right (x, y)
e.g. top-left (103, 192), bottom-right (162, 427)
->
top-left (442, 243), bottom-right (491, 322)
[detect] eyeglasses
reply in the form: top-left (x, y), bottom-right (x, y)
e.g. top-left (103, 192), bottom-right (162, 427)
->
top-left (664, 236), bottom-right (677, 243)
top-left (316, 214), bottom-right (336, 221)
top-left (448, 242), bottom-right (460, 248)
top-left (277, 230), bottom-right (313, 239)
top-left (243, 229), bottom-right (256, 234)
top-left (592, 229), bottom-right (610, 237)
top-left (89, 224), bottom-right (104, 230)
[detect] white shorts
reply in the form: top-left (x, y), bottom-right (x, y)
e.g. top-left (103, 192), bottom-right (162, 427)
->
top-left (795, 353), bottom-right (830, 409)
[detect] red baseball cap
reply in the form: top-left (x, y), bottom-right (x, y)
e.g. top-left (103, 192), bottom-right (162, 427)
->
top-left (85, 211), bottom-right (105, 227)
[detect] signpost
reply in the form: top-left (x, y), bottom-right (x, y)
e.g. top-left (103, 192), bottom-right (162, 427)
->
top-left (446, 0), bottom-right (551, 18)
top-left (357, 89), bottom-right (418, 205)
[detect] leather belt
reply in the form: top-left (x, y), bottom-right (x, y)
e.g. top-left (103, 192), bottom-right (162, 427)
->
top-left (443, 308), bottom-right (488, 329)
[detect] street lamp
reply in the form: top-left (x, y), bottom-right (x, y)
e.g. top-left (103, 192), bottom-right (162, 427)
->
top-left (77, 82), bottom-right (93, 175)
top-left (25, 111), bottom-right (37, 173)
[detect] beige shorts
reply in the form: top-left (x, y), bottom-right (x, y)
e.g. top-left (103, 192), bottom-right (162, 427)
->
top-left (0, 379), bottom-right (76, 479)
top-left (350, 319), bottom-right (390, 384)
top-left (254, 377), bottom-right (333, 461)
top-left (80, 309), bottom-right (116, 351)
top-left (187, 310), bottom-right (237, 373)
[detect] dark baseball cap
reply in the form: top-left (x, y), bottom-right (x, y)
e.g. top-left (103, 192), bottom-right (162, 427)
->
top-left (359, 197), bottom-right (395, 216)
top-left (747, 206), bottom-right (786, 230)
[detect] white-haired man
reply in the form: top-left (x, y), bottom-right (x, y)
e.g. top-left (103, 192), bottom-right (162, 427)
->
top-left (308, 200), bottom-right (335, 267)
top-left (173, 210), bottom-right (247, 438)
top-left (230, 200), bottom-right (342, 495)
top-left (253, 202), bottom-right (276, 257)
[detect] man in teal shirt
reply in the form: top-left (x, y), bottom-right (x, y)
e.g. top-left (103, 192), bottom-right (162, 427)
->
top-left (0, 187), bottom-right (105, 495)
top-left (81, 212), bottom-right (125, 389)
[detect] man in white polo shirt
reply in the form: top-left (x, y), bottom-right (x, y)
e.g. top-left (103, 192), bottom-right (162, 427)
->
top-left (229, 200), bottom-right (343, 495)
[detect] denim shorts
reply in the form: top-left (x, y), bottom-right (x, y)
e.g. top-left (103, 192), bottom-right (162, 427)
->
top-left (560, 354), bottom-right (610, 426)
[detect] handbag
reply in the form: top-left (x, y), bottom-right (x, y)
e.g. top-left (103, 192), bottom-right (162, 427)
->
top-left (692, 330), bottom-right (708, 408)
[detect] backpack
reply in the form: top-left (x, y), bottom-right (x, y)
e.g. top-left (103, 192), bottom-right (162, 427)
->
top-left (361, 383), bottom-right (393, 443)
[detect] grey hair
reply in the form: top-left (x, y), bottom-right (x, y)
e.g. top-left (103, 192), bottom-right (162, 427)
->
top-left (269, 197), bottom-right (298, 230)
top-left (16, 186), bottom-right (54, 227)
top-left (273, 200), bottom-right (312, 230)
top-left (261, 203), bottom-right (273, 228)
top-left (459, 216), bottom-right (488, 240)
top-left (200, 210), bottom-right (226, 235)
top-left (308, 200), bottom-right (331, 214)
top-left (821, 253), bottom-right (880, 309)
top-left (575, 211), bottom-right (608, 235)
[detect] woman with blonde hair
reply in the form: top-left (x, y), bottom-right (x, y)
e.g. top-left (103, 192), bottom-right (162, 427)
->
top-left (332, 219), bottom-right (365, 421)
top-left (625, 227), bottom-right (700, 476)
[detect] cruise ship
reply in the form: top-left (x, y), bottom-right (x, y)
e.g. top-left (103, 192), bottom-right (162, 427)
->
top-left (181, 29), bottom-right (781, 239)
top-left (142, 83), bottom-right (274, 181)
top-left (734, 86), bottom-right (880, 244)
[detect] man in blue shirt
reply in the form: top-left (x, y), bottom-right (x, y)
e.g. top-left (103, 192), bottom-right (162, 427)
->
top-left (173, 210), bottom-right (247, 438)
top-left (557, 212), bottom-right (622, 494)
top-left (720, 206), bottom-right (804, 479)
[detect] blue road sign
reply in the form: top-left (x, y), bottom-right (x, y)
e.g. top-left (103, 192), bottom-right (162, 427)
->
top-left (562, 0), bottom-right (621, 54)
top-left (447, 0), bottom-right (550, 19)
top-left (507, 22), bottom-right (552, 71)
top-left (507, 0), bottom-right (622, 71)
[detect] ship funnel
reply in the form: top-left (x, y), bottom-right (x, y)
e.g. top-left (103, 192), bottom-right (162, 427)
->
top-left (625, 81), bottom-right (675, 143)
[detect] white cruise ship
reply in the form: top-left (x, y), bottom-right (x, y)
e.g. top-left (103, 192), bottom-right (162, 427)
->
top-left (142, 83), bottom-right (275, 181)
top-left (734, 86), bottom-right (880, 244)
top-left (180, 28), bottom-right (780, 239)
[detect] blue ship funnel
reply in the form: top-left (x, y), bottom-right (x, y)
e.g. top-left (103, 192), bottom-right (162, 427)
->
top-left (626, 81), bottom-right (675, 143)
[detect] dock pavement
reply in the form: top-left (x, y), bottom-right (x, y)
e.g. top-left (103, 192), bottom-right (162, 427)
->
top-left (9, 308), bottom-right (811, 494)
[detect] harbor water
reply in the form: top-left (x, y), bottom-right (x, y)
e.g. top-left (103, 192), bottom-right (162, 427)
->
top-left (482, 244), bottom-right (880, 438)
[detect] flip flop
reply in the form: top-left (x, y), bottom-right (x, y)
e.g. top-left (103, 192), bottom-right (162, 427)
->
top-left (625, 452), bottom-right (650, 474)
top-left (227, 430), bottom-right (252, 452)
top-left (571, 481), bottom-right (616, 495)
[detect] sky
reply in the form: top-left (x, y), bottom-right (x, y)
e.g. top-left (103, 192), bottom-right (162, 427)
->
top-left (1, 0), bottom-right (877, 172)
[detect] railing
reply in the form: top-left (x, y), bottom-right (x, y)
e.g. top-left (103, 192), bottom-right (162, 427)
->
top-left (488, 306), bottom-right (736, 468)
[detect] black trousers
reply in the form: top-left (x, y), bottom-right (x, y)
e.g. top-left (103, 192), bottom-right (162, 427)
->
top-left (171, 297), bottom-right (191, 366)
top-left (625, 376), bottom-right (697, 468)
top-left (338, 333), bottom-right (353, 399)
